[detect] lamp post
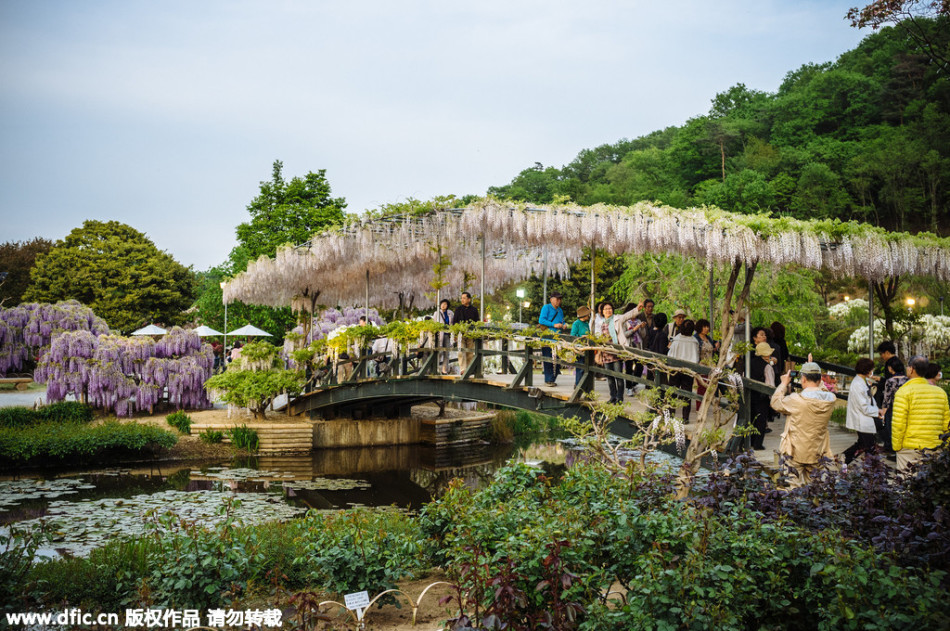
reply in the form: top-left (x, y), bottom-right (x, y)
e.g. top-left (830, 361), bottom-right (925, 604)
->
top-left (220, 281), bottom-right (228, 360)
top-left (906, 297), bottom-right (916, 313)
top-left (516, 289), bottom-right (526, 323)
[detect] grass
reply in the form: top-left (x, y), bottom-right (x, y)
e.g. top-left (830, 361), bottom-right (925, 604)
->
top-left (487, 409), bottom-right (563, 443)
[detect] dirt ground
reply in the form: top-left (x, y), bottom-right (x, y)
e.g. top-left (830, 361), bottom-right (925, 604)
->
top-left (287, 572), bottom-right (460, 631)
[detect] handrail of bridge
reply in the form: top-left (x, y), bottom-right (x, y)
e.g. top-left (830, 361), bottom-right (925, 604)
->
top-left (297, 328), bottom-right (799, 450)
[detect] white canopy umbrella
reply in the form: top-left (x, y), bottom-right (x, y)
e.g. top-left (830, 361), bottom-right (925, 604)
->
top-left (193, 325), bottom-right (223, 336)
top-left (227, 324), bottom-right (272, 337)
top-left (131, 324), bottom-right (167, 336)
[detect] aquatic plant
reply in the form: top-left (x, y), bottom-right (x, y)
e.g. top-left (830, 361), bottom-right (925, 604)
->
top-left (198, 429), bottom-right (224, 444)
top-left (227, 425), bottom-right (259, 451)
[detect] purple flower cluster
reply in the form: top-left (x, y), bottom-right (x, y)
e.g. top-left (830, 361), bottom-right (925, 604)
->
top-left (308, 307), bottom-right (384, 341)
top-left (36, 327), bottom-right (213, 416)
top-left (0, 301), bottom-right (109, 375)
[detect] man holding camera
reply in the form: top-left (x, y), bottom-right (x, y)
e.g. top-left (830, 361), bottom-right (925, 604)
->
top-left (770, 361), bottom-right (837, 487)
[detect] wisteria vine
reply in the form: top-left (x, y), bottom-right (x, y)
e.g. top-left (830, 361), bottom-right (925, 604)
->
top-left (0, 301), bottom-right (110, 376)
top-left (35, 327), bottom-right (213, 416)
top-left (222, 199), bottom-right (950, 311)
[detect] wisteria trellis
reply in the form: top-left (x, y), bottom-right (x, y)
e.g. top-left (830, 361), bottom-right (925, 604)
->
top-left (222, 200), bottom-right (950, 310)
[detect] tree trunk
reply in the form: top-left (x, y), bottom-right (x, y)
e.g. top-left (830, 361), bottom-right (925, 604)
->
top-left (873, 277), bottom-right (900, 341)
top-left (676, 259), bottom-right (757, 498)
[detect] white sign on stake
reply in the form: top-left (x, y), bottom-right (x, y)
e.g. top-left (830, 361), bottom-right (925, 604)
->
top-left (344, 591), bottom-right (371, 619)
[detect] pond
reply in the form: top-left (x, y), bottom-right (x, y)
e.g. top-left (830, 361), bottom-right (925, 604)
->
top-left (1, 437), bottom-right (684, 559)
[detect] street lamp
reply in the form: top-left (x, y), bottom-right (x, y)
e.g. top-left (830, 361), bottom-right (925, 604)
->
top-left (906, 297), bottom-right (916, 312)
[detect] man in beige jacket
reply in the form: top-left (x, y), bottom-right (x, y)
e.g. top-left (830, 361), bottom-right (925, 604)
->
top-left (770, 361), bottom-right (837, 487)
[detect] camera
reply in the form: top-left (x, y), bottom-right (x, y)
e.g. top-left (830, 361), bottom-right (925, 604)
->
top-left (788, 370), bottom-right (799, 379)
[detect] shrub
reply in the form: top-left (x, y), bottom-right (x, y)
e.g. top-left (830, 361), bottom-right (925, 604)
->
top-left (165, 411), bottom-right (192, 435)
top-left (26, 537), bottom-right (154, 611)
top-left (487, 411), bottom-right (516, 443)
top-left (0, 402), bottom-right (93, 428)
top-left (293, 509), bottom-right (426, 598)
top-left (1, 526), bottom-right (47, 612)
top-left (199, 429), bottom-right (224, 444)
top-left (0, 421), bottom-right (177, 463)
top-left (0, 408), bottom-right (37, 429)
top-left (39, 401), bottom-right (94, 423)
top-left (227, 425), bottom-right (259, 451)
top-left (145, 500), bottom-right (264, 608)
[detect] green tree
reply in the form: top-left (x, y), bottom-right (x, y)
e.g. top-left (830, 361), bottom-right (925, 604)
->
top-left (0, 238), bottom-right (53, 306)
top-left (847, 1), bottom-right (950, 71)
top-left (195, 161), bottom-right (349, 343)
top-left (234, 160), bottom-right (347, 260)
top-left (487, 162), bottom-right (565, 203)
top-left (24, 221), bottom-right (195, 333)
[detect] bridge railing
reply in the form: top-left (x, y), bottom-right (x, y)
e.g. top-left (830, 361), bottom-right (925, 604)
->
top-left (302, 326), bottom-right (813, 449)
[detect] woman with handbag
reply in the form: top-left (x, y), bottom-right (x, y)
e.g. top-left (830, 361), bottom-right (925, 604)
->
top-left (842, 358), bottom-right (880, 464)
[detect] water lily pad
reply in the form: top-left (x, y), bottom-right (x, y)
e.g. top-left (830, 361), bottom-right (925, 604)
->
top-left (0, 478), bottom-right (98, 512)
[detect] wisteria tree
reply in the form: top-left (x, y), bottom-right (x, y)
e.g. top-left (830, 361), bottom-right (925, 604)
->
top-left (35, 327), bottom-right (214, 417)
top-left (283, 307), bottom-right (385, 357)
top-left (0, 301), bottom-right (110, 376)
top-left (204, 341), bottom-right (303, 418)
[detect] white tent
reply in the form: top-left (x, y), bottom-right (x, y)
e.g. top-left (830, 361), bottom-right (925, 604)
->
top-left (227, 324), bottom-right (272, 337)
top-left (194, 325), bottom-right (223, 336)
top-left (131, 324), bottom-right (167, 336)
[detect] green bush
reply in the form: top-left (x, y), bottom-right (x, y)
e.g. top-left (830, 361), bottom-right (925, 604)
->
top-left (293, 509), bottom-right (426, 598)
top-left (27, 537), bottom-right (155, 611)
top-left (0, 420), bottom-right (177, 463)
top-left (165, 411), bottom-right (192, 435)
top-left (40, 402), bottom-right (94, 423)
top-left (1, 526), bottom-right (47, 612)
top-left (0, 402), bottom-right (93, 429)
top-left (199, 429), bottom-right (224, 444)
top-left (22, 516), bottom-right (307, 611)
top-left (146, 501), bottom-right (264, 608)
top-left (0, 408), bottom-right (37, 429)
top-left (227, 425), bottom-right (259, 451)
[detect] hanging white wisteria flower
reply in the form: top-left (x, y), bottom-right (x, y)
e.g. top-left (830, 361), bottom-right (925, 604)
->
top-left (221, 199), bottom-right (950, 312)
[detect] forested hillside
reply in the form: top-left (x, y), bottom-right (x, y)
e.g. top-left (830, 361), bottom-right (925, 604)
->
top-left (489, 19), bottom-right (950, 236)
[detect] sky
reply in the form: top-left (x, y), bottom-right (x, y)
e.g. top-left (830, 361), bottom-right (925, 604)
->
top-left (0, 0), bottom-right (870, 271)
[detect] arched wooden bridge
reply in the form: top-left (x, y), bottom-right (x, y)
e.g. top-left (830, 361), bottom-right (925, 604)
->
top-left (286, 332), bottom-right (856, 452)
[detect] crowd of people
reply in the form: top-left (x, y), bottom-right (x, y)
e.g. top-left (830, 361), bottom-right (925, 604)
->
top-left (529, 292), bottom-right (949, 483)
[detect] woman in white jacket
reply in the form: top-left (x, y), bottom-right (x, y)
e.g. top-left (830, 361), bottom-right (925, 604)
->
top-left (843, 357), bottom-right (880, 464)
top-left (667, 319), bottom-right (700, 421)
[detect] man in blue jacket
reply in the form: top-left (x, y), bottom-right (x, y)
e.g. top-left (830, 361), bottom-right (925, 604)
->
top-left (538, 292), bottom-right (566, 386)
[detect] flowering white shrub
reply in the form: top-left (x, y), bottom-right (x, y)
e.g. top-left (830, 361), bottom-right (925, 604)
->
top-left (828, 298), bottom-right (868, 320)
top-left (848, 314), bottom-right (950, 358)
